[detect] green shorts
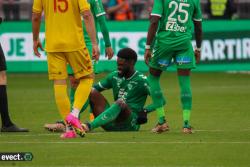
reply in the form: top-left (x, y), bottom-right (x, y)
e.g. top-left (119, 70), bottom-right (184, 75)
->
top-left (67, 42), bottom-right (93, 75)
top-left (102, 102), bottom-right (140, 131)
top-left (149, 42), bottom-right (196, 71)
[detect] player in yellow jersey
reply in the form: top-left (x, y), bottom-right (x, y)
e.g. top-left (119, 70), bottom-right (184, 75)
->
top-left (32, 0), bottom-right (100, 138)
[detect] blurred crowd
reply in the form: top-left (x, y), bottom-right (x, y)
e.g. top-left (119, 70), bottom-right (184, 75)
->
top-left (0, 0), bottom-right (249, 21)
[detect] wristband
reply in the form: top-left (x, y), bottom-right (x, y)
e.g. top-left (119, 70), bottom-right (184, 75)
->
top-left (195, 47), bottom-right (201, 52)
top-left (145, 45), bottom-right (151, 50)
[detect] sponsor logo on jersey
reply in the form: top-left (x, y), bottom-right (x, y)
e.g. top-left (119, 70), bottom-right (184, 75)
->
top-left (176, 56), bottom-right (192, 65)
top-left (158, 59), bottom-right (170, 67)
top-left (166, 21), bottom-right (187, 32)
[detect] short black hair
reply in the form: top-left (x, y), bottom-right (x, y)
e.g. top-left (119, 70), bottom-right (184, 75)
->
top-left (117, 47), bottom-right (137, 62)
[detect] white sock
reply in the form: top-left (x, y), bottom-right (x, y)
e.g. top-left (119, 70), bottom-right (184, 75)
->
top-left (71, 108), bottom-right (80, 118)
top-left (65, 125), bottom-right (72, 132)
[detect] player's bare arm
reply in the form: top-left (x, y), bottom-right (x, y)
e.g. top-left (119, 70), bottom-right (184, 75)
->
top-left (82, 10), bottom-right (100, 61)
top-left (144, 15), bottom-right (160, 65)
top-left (32, 12), bottom-right (44, 57)
top-left (194, 20), bottom-right (202, 64)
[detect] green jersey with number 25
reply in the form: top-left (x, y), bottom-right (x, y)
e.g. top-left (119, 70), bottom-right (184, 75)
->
top-left (151, 0), bottom-right (202, 46)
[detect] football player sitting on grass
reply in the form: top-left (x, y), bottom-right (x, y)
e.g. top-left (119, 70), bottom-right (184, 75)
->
top-left (45, 48), bottom-right (150, 138)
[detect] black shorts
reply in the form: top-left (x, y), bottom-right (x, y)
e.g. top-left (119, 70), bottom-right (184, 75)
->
top-left (0, 43), bottom-right (7, 71)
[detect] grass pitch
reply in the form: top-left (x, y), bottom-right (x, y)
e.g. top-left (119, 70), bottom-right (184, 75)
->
top-left (0, 72), bottom-right (250, 167)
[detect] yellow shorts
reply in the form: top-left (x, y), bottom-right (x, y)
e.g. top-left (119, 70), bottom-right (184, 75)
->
top-left (47, 48), bottom-right (93, 80)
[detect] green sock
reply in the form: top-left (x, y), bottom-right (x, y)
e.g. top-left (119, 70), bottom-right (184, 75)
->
top-left (156, 107), bottom-right (166, 124)
top-left (183, 110), bottom-right (191, 128)
top-left (147, 74), bottom-right (166, 108)
top-left (147, 74), bottom-right (166, 123)
top-left (90, 103), bottom-right (121, 130)
top-left (80, 98), bottom-right (89, 114)
top-left (178, 75), bottom-right (192, 127)
top-left (69, 87), bottom-right (76, 110)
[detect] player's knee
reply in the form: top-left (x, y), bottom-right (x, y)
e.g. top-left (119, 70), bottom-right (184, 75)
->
top-left (149, 67), bottom-right (162, 77)
top-left (54, 79), bottom-right (67, 85)
top-left (177, 69), bottom-right (190, 76)
top-left (115, 99), bottom-right (128, 110)
top-left (89, 88), bottom-right (100, 101)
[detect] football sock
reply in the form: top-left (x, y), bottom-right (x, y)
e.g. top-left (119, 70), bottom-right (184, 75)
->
top-left (71, 108), bottom-right (80, 118)
top-left (147, 73), bottom-right (166, 123)
top-left (0, 85), bottom-right (13, 127)
top-left (89, 103), bottom-right (121, 130)
top-left (81, 98), bottom-right (89, 114)
top-left (69, 86), bottom-right (89, 118)
top-left (178, 75), bottom-right (192, 127)
top-left (156, 107), bottom-right (166, 124)
top-left (54, 84), bottom-right (70, 119)
top-left (73, 78), bottom-right (93, 113)
top-left (69, 87), bottom-right (76, 110)
top-left (183, 110), bottom-right (191, 128)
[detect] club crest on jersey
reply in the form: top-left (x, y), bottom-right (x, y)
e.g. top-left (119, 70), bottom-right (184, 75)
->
top-left (127, 83), bottom-right (133, 90)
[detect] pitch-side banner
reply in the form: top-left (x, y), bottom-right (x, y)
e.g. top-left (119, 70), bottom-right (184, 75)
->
top-left (0, 21), bottom-right (250, 72)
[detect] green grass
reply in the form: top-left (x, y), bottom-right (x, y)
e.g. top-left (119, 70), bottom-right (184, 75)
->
top-left (0, 72), bottom-right (250, 167)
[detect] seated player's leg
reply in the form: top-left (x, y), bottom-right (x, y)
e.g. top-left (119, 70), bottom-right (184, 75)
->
top-left (64, 48), bottom-right (93, 137)
top-left (84, 99), bottom-right (138, 132)
top-left (175, 43), bottom-right (196, 134)
top-left (89, 88), bottom-right (110, 117)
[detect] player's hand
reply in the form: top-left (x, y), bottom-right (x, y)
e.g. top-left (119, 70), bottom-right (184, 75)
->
top-left (92, 44), bottom-right (100, 61)
top-left (105, 47), bottom-right (114, 60)
top-left (136, 109), bottom-right (148, 125)
top-left (33, 40), bottom-right (44, 57)
top-left (194, 49), bottom-right (201, 64)
top-left (144, 49), bottom-right (152, 65)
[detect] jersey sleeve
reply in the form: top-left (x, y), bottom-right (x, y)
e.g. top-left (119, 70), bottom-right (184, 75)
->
top-left (151, 0), bottom-right (163, 17)
top-left (92, 0), bottom-right (106, 17)
top-left (93, 72), bottom-right (114, 92)
top-left (97, 15), bottom-right (111, 47)
top-left (32, 0), bottom-right (43, 13)
top-left (193, 0), bottom-right (203, 21)
top-left (78, 0), bottom-right (91, 13)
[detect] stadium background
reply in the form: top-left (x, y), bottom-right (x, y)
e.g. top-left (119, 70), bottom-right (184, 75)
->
top-left (0, 0), bottom-right (250, 72)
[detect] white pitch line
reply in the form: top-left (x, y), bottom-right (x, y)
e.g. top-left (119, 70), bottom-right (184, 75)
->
top-left (0, 129), bottom-right (249, 137)
top-left (0, 141), bottom-right (250, 144)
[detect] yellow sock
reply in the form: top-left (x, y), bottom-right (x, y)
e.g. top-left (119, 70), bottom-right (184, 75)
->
top-left (73, 78), bottom-right (93, 110)
top-left (54, 84), bottom-right (70, 119)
